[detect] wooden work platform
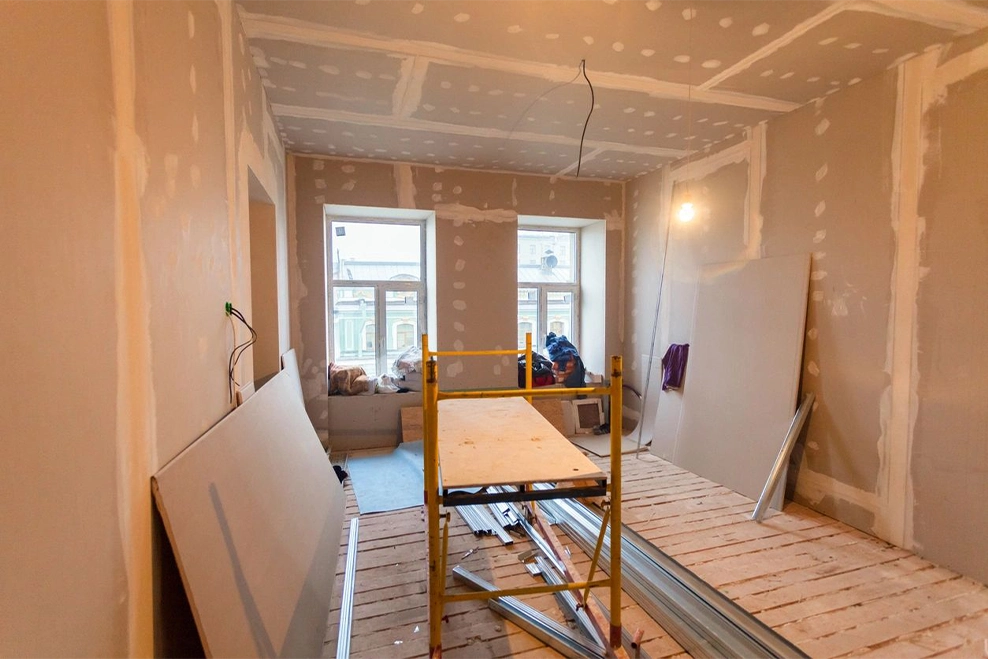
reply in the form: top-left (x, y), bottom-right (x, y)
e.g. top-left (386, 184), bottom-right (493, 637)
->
top-left (437, 398), bottom-right (605, 490)
top-left (322, 451), bottom-right (988, 659)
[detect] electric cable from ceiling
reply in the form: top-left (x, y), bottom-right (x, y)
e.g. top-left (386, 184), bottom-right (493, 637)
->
top-left (575, 59), bottom-right (595, 179)
top-left (501, 59), bottom-right (594, 178)
top-left (502, 63), bottom-right (583, 147)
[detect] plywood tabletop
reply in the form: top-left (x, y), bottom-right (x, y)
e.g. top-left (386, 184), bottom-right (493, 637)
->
top-left (437, 397), bottom-right (606, 490)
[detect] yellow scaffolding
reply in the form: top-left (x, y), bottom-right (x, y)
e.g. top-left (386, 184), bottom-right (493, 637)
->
top-left (422, 333), bottom-right (624, 658)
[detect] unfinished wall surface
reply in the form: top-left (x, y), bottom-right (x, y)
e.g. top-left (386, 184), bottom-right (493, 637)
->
top-left (0, 1), bottom-right (287, 655)
top-left (0, 3), bottom-right (125, 655)
top-left (625, 146), bottom-right (751, 455)
top-left (434, 207), bottom-right (518, 390)
top-left (762, 71), bottom-right (898, 528)
top-left (912, 60), bottom-right (988, 583)
top-left (624, 30), bottom-right (988, 585)
top-left (289, 156), bottom-right (624, 436)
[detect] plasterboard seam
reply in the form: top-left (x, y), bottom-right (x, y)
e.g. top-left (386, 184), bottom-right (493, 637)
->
top-left (849, 0), bottom-right (988, 34)
top-left (744, 123), bottom-right (766, 260)
top-left (795, 461), bottom-right (882, 514)
top-left (700, 1), bottom-right (853, 91)
top-left (395, 163), bottom-right (416, 208)
top-left (274, 103), bottom-right (687, 159)
top-left (667, 139), bottom-right (750, 183)
top-left (108, 0), bottom-right (156, 654)
top-left (557, 147), bottom-right (606, 178)
top-left (291, 151), bottom-right (621, 184)
top-left (932, 34), bottom-right (988, 94)
top-left (393, 56), bottom-right (430, 118)
top-left (881, 51), bottom-right (933, 549)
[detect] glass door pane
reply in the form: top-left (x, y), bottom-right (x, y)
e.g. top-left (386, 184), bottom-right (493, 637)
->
top-left (518, 287), bottom-right (539, 350)
top-left (386, 289), bottom-right (418, 367)
top-left (332, 286), bottom-right (376, 374)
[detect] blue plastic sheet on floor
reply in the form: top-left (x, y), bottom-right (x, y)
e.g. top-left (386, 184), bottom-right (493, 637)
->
top-left (347, 441), bottom-right (425, 514)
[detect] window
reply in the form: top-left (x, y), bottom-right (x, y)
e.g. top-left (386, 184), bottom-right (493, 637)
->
top-left (518, 228), bottom-right (579, 351)
top-left (327, 217), bottom-right (426, 375)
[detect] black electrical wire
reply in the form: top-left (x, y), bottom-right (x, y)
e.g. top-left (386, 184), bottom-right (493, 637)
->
top-left (503, 66), bottom-right (583, 148)
top-left (575, 59), bottom-right (594, 179)
top-left (227, 305), bottom-right (257, 403)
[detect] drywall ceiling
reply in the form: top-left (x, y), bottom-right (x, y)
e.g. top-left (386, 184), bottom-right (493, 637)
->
top-left (238, 0), bottom-right (988, 181)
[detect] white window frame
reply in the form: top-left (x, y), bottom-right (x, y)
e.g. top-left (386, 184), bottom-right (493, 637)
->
top-left (518, 226), bottom-right (580, 352)
top-left (326, 214), bottom-right (427, 376)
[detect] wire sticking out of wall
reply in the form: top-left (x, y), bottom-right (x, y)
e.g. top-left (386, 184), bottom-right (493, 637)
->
top-left (575, 60), bottom-right (594, 179)
top-left (227, 304), bottom-right (257, 404)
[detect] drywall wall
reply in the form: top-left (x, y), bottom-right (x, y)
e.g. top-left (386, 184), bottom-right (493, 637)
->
top-left (0, 1), bottom-right (287, 655)
top-left (434, 206), bottom-right (518, 390)
top-left (912, 62), bottom-right (988, 583)
top-left (625, 150), bottom-right (750, 456)
top-left (762, 71), bottom-right (898, 525)
top-left (624, 28), bottom-right (988, 584)
top-left (289, 156), bottom-right (624, 440)
top-left (0, 3), bottom-right (124, 655)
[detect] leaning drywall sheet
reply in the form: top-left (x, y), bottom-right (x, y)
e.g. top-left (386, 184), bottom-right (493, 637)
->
top-left (673, 254), bottom-right (810, 508)
top-left (151, 370), bottom-right (345, 658)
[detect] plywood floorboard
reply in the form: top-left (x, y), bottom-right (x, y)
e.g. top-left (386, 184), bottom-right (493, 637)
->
top-left (323, 451), bottom-right (988, 658)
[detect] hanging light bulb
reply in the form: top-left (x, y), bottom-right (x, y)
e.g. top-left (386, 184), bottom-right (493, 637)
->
top-left (677, 200), bottom-right (696, 223)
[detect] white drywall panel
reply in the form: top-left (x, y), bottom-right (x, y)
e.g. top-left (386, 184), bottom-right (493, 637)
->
top-left (673, 254), bottom-right (810, 507)
top-left (152, 370), bottom-right (344, 657)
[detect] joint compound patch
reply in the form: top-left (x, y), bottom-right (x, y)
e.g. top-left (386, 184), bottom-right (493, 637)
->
top-left (452, 300), bottom-right (467, 311)
top-left (454, 259), bottom-right (466, 272)
top-left (453, 236), bottom-right (464, 246)
top-left (312, 159), bottom-right (324, 170)
top-left (436, 203), bottom-right (516, 225)
top-left (446, 361), bottom-right (464, 378)
top-left (453, 339), bottom-right (464, 351)
top-left (453, 282), bottom-right (465, 289)
top-left (813, 230), bottom-right (827, 243)
top-left (453, 321), bottom-right (465, 332)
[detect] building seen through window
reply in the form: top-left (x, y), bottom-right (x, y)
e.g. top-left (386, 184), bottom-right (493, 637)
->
top-left (517, 228), bottom-right (578, 352)
top-left (328, 219), bottom-right (425, 375)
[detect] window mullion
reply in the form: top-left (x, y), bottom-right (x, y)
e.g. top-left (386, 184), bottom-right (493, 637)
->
top-left (376, 284), bottom-right (386, 376)
top-left (538, 286), bottom-right (548, 351)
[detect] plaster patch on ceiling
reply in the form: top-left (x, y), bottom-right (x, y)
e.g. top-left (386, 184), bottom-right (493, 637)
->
top-left (714, 11), bottom-right (958, 103)
top-left (249, 38), bottom-right (399, 115)
top-left (241, 0), bottom-right (986, 181)
top-left (238, 1), bottom-right (828, 91)
top-left (276, 117), bottom-right (640, 178)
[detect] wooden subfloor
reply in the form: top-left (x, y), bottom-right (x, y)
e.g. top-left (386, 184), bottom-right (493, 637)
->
top-left (323, 452), bottom-right (988, 658)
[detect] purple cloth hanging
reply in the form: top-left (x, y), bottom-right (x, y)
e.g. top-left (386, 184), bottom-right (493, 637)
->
top-left (661, 344), bottom-right (690, 391)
